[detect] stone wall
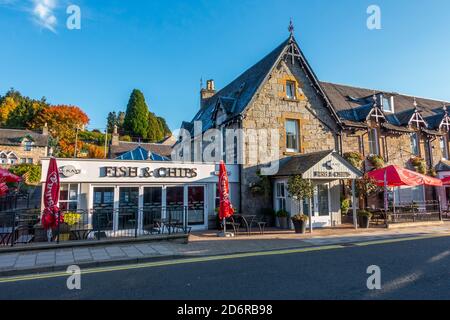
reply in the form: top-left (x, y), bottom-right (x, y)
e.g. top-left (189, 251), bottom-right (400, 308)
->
top-left (0, 145), bottom-right (47, 165)
top-left (240, 59), bottom-right (338, 215)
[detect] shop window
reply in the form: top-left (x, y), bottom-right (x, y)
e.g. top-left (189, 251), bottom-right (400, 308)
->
top-left (286, 81), bottom-right (296, 99)
top-left (440, 136), bottom-right (449, 159)
top-left (59, 184), bottom-right (79, 212)
top-left (368, 128), bottom-right (379, 155)
top-left (275, 182), bottom-right (286, 211)
top-left (285, 119), bottom-right (300, 153)
top-left (410, 133), bottom-right (420, 156)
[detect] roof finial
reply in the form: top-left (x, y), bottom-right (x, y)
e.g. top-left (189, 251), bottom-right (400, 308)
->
top-left (288, 18), bottom-right (294, 36)
top-left (413, 97), bottom-right (418, 109)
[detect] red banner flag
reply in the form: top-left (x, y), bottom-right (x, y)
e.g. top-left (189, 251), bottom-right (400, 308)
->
top-left (42, 157), bottom-right (63, 230)
top-left (218, 161), bottom-right (234, 220)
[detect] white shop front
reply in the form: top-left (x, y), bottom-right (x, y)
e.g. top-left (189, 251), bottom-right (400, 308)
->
top-left (40, 158), bottom-right (240, 231)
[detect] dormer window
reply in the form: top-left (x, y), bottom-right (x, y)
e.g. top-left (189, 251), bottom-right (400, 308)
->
top-left (382, 96), bottom-right (394, 113)
top-left (24, 141), bottom-right (33, 152)
top-left (286, 81), bottom-right (296, 99)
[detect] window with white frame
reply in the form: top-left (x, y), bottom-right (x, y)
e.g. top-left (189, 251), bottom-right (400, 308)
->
top-left (275, 182), bottom-right (286, 211)
top-left (59, 184), bottom-right (79, 212)
top-left (286, 81), bottom-right (296, 99)
top-left (440, 136), bottom-right (449, 159)
top-left (382, 96), bottom-right (394, 113)
top-left (368, 128), bottom-right (379, 155)
top-left (285, 119), bottom-right (300, 153)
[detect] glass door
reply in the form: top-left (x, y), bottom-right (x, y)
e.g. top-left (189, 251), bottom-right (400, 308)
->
top-left (187, 186), bottom-right (205, 226)
top-left (143, 187), bottom-right (162, 231)
top-left (93, 187), bottom-right (114, 231)
top-left (312, 184), bottom-right (331, 227)
top-left (166, 186), bottom-right (184, 223)
top-left (118, 187), bottom-right (139, 230)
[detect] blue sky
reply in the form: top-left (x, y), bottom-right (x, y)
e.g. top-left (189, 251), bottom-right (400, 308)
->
top-left (0, 0), bottom-right (449, 132)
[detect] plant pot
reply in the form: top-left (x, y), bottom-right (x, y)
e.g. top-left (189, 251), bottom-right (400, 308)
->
top-left (292, 220), bottom-right (307, 234)
top-left (358, 216), bottom-right (370, 229)
top-left (277, 216), bottom-right (288, 229)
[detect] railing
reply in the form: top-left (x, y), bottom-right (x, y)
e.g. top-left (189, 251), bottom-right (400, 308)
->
top-left (385, 201), bottom-right (442, 224)
top-left (0, 206), bottom-right (192, 247)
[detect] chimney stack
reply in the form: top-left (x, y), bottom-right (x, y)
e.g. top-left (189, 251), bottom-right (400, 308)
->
top-left (200, 79), bottom-right (216, 109)
top-left (42, 123), bottom-right (49, 135)
top-left (111, 125), bottom-right (119, 146)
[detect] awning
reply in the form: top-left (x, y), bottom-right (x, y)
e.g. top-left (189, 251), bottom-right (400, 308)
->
top-left (367, 165), bottom-right (442, 187)
top-left (441, 176), bottom-right (450, 186)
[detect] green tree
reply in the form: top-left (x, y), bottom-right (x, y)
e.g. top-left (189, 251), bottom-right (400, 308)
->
top-left (123, 89), bottom-right (149, 139)
top-left (106, 112), bottom-right (117, 133)
top-left (157, 116), bottom-right (171, 138)
top-left (147, 112), bottom-right (163, 142)
top-left (117, 111), bottom-right (125, 131)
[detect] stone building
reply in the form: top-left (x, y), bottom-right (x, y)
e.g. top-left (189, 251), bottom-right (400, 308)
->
top-left (175, 29), bottom-right (448, 223)
top-left (0, 126), bottom-right (49, 166)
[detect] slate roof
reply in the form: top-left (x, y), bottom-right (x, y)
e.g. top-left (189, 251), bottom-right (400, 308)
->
top-left (110, 142), bottom-right (172, 159)
top-left (0, 128), bottom-right (48, 147)
top-left (320, 82), bottom-right (450, 130)
top-left (115, 146), bottom-right (169, 161)
top-left (187, 37), bottom-right (292, 134)
top-left (272, 150), bottom-right (334, 176)
top-left (179, 36), bottom-right (449, 136)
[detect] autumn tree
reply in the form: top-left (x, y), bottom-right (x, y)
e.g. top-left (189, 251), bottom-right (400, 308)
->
top-left (123, 89), bottom-right (149, 139)
top-left (30, 105), bottom-right (89, 156)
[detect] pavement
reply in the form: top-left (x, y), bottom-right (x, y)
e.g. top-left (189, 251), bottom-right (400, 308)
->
top-left (1, 222), bottom-right (450, 277)
top-left (1, 235), bottom-right (450, 299)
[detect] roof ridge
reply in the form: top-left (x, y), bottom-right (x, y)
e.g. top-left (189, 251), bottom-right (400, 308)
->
top-left (321, 81), bottom-right (450, 104)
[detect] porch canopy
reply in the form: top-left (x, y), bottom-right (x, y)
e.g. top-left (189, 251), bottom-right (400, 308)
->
top-left (271, 150), bottom-right (362, 180)
top-left (367, 165), bottom-right (442, 187)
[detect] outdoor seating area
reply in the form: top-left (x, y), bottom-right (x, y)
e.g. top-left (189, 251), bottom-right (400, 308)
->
top-left (0, 206), bottom-right (192, 248)
top-left (223, 214), bottom-right (268, 236)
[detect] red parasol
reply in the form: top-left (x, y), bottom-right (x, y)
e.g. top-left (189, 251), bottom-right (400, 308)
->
top-left (42, 157), bottom-right (63, 230)
top-left (367, 165), bottom-right (442, 187)
top-left (0, 168), bottom-right (21, 183)
top-left (218, 161), bottom-right (234, 221)
top-left (441, 176), bottom-right (450, 186)
top-left (0, 183), bottom-right (8, 196)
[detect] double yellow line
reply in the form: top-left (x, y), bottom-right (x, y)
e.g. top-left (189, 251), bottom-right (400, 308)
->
top-left (1, 233), bottom-right (449, 284)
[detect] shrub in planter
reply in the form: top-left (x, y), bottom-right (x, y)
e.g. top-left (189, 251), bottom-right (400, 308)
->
top-left (410, 157), bottom-right (427, 175)
top-left (291, 214), bottom-right (309, 234)
top-left (367, 155), bottom-right (385, 169)
top-left (343, 152), bottom-right (364, 169)
top-left (276, 210), bottom-right (289, 229)
top-left (357, 210), bottom-right (372, 229)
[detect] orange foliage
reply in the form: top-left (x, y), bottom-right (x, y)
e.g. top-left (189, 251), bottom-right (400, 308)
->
top-left (30, 105), bottom-right (89, 141)
top-left (87, 144), bottom-right (105, 159)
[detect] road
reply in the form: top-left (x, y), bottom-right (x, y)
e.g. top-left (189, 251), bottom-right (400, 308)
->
top-left (0, 236), bottom-right (449, 300)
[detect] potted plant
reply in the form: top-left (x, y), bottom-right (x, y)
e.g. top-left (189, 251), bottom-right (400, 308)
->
top-left (357, 210), bottom-right (372, 229)
top-left (343, 152), bottom-right (364, 169)
top-left (291, 214), bottom-right (309, 234)
top-left (340, 197), bottom-right (351, 216)
top-left (276, 209), bottom-right (289, 229)
top-left (410, 157), bottom-right (427, 174)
